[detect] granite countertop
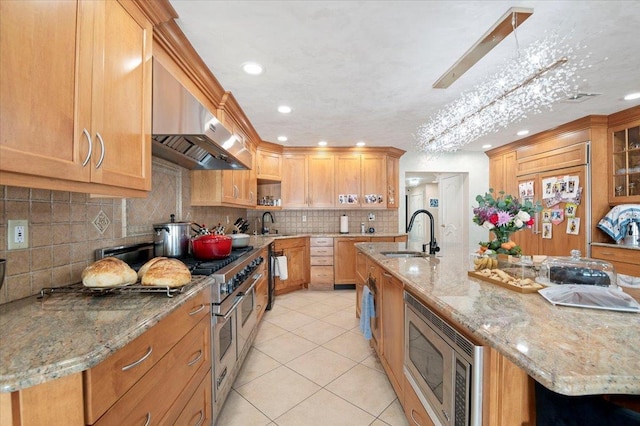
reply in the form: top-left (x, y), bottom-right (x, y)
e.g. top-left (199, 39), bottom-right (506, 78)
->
top-left (0, 276), bottom-right (212, 393)
top-left (356, 242), bottom-right (640, 396)
top-left (255, 232), bottom-right (406, 239)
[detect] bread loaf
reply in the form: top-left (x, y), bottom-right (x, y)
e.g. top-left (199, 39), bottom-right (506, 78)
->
top-left (82, 257), bottom-right (137, 288)
top-left (137, 257), bottom-right (167, 279)
top-left (140, 258), bottom-right (191, 288)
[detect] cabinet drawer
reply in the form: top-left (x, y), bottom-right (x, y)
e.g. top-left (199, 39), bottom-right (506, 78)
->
top-left (404, 377), bottom-right (435, 426)
top-left (311, 256), bottom-right (333, 266)
top-left (310, 266), bottom-right (334, 284)
top-left (94, 317), bottom-right (210, 425)
top-left (311, 237), bottom-right (333, 247)
top-left (311, 246), bottom-right (334, 257)
top-left (84, 290), bottom-right (210, 424)
top-left (592, 245), bottom-right (640, 264)
top-left (274, 237), bottom-right (307, 250)
top-left (169, 370), bottom-right (212, 426)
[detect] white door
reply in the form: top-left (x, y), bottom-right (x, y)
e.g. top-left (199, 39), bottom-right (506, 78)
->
top-left (408, 189), bottom-right (425, 243)
top-left (439, 174), bottom-right (466, 245)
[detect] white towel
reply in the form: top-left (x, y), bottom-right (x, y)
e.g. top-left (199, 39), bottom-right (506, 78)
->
top-left (359, 285), bottom-right (375, 340)
top-left (272, 256), bottom-right (288, 281)
top-left (597, 204), bottom-right (640, 241)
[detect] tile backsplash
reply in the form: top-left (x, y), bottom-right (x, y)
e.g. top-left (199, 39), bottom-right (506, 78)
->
top-left (0, 158), bottom-right (399, 304)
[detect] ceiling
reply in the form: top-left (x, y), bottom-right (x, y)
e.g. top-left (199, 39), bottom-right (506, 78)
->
top-left (169, 1), bottom-right (640, 153)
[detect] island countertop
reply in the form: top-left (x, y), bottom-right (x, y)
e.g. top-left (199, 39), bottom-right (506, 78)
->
top-left (356, 242), bottom-right (640, 396)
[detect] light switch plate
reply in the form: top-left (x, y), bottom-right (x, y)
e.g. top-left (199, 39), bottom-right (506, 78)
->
top-left (8, 219), bottom-right (29, 250)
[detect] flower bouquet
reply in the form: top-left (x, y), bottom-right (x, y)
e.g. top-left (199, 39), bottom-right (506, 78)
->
top-left (473, 189), bottom-right (541, 255)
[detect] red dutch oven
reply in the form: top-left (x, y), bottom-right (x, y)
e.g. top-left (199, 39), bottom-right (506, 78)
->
top-left (191, 234), bottom-right (232, 260)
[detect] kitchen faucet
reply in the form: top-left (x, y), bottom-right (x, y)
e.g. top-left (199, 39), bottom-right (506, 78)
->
top-left (407, 209), bottom-right (440, 255)
top-left (262, 211), bottom-right (275, 234)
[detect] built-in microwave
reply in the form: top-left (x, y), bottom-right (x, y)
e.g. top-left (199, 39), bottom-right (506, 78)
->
top-left (404, 291), bottom-right (483, 426)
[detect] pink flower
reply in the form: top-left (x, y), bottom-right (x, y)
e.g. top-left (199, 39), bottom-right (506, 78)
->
top-left (496, 211), bottom-right (512, 226)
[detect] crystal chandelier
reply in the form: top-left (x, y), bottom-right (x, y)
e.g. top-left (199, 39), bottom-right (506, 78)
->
top-left (415, 31), bottom-right (590, 154)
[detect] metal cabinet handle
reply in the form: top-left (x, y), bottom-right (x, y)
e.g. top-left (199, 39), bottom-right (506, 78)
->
top-left (233, 185), bottom-right (239, 198)
top-left (187, 350), bottom-right (203, 367)
top-left (143, 412), bottom-right (151, 426)
top-left (599, 251), bottom-right (613, 256)
top-left (121, 346), bottom-right (152, 371)
top-left (82, 128), bottom-right (93, 167)
top-left (188, 304), bottom-right (205, 316)
top-left (95, 132), bottom-right (105, 168)
top-left (383, 272), bottom-right (392, 278)
top-left (410, 409), bottom-right (422, 426)
top-left (193, 410), bottom-right (204, 426)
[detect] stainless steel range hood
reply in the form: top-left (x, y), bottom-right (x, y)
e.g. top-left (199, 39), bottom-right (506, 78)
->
top-left (152, 59), bottom-right (251, 170)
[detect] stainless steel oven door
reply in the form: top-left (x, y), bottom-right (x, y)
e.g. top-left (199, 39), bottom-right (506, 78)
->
top-left (237, 273), bottom-right (261, 359)
top-left (405, 302), bottom-right (454, 425)
top-left (212, 296), bottom-right (240, 404)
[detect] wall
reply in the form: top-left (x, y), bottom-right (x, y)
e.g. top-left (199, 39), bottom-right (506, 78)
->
top-left (245, 209), bottom-right (398, 235)
top-left (0, 158), bottom-right (246, 304)
top-left (399, 149), bottom-right (490, 254)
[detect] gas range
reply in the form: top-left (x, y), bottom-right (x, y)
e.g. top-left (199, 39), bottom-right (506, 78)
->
top-left (95, 243), bottom-right (265, 313)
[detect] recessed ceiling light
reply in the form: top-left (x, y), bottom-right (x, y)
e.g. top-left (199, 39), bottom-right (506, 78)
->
top-left (356, 141), bottom-right (366, 147)
top-left (277, 105), bottom-right (292, 114)
top-left (277, 136), bottom-right (288, 142)
top-left (242, 62), bottom-right (263, 75)
top-left (517, 130), bottom-right (530, 136)
top-left (318, 140), bottom-right (327, 146)
top-left (624, 92), bottom-right (640, 101)
top-left (481, 144), bottom-right (492, 149)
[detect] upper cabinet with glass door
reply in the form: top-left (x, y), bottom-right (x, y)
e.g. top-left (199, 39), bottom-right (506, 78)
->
top-left (609, 108), bottom-right (640, 204)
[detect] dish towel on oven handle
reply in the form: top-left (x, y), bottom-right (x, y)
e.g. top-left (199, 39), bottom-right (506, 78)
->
top-left (359, 285), bottom-right (375, 340)
top-left (272, 256), bottom-right (288, 281)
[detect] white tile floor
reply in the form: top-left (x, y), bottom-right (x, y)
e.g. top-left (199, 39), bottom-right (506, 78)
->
top-left (216, 289), bottom-right (410, 426)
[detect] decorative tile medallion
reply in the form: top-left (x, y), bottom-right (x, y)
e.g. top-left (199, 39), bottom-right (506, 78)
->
top-left (92, 210), bottom-right (111, 234)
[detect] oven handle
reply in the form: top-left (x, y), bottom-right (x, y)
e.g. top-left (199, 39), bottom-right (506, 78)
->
top-left (241, 273), bottom-right (263, 296)
top-left (220, 295), bottom-right (243, 320)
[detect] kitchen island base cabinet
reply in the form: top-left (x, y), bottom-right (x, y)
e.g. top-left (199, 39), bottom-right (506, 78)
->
top-left (403, 376), bottom-right (435, 426)
top-left (380, 272), bottom-right (404, 399)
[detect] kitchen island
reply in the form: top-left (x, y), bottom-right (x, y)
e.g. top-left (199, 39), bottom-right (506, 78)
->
top-left (356, 241), bottom-right (640, 396)
top-left (356, 241), bottom-right (640, 424)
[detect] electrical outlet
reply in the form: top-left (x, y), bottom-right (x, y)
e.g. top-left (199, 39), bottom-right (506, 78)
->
top-left (8, 219), bottom-right (29, 250)
top-left (302, 215), bottom-right (307, 222)
top-left (368, 213), bottom-right (375, 221)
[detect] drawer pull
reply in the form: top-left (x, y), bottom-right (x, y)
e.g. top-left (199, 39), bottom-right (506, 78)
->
top-left (383, 272), bottom-right (392, 277)
top-left (121, 346), bottom-right (153, 371)
top-left (188, 304), bottom-right (206, 316)
top-left (599, 251), bottom-right (614, 256)
top-left (187, 350), bottom-right (203, 367)
top-left (410, 409), bottom-right (422, 426)
top-left (143, 412), bottom-right (151, 426)
top-left (193, 410), bottom-right (204, 426)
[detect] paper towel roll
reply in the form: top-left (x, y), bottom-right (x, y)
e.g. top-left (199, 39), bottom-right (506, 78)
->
top-left (340, 215), bottom-right (349, 234)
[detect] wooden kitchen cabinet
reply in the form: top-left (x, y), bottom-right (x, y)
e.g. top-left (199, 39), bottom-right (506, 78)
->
top-left (335, 153), bottom-right (388, 209)
top-left (274, 237), bottom-right (310, 295)
top-left (84, 289), bottom-right (210, 424)
top-left (608, 106), bottom-right (640, 204)
top-left (591, 245), bottom-right (640, 277)
top-left (308, 154), bottom-right (336, 207)
top-left (335, 154), bottom-right (362, 207)
top-left (387, 155), bottom-right (400, 209)
top-left (355, 250), bottom-right (368, 318)
top-left (281, 154), bottom-right (309, 208)
top-left (489, 151), bottom-right (517, 196)
top-left (0, 0), bottom-right (152, 197)
top-left (334, 237), bottom-right (370, 284)
top-left (309, 237), bottom-right (334, 290)
top-left (403, 376), bottom-right (435, 426)
top-left (257, 146), bottom-right (282, 181)
top-left (380, 271), bottom-right (404, 398)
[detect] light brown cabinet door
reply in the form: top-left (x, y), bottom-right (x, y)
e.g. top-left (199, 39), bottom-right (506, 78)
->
top-left (257, 150), bottom-right (282, 180)
top-left (387, 156), bottom-right (399, 208)
top-left (274, 238), bottom-right (310, 294)
top-left (335, 154), bottom-right (361, 207)
top-left (282, 154), bottom-right (308, 207)
top-left (0, 0), bottom-right (91, 183)
top-left (89, 0), bottom-right (151, 191)
top-left (361, 154), bottom-right (387, 209)
top-left (381, 272), bottom-right (404, 397)
top-left (334, 237), bottom-right (370, 284)
top-left (308, 154), bottom-right (335, 207)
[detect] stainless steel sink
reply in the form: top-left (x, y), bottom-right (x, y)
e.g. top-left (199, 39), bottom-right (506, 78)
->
top-left (380, 251), bottom-right (429, 258)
